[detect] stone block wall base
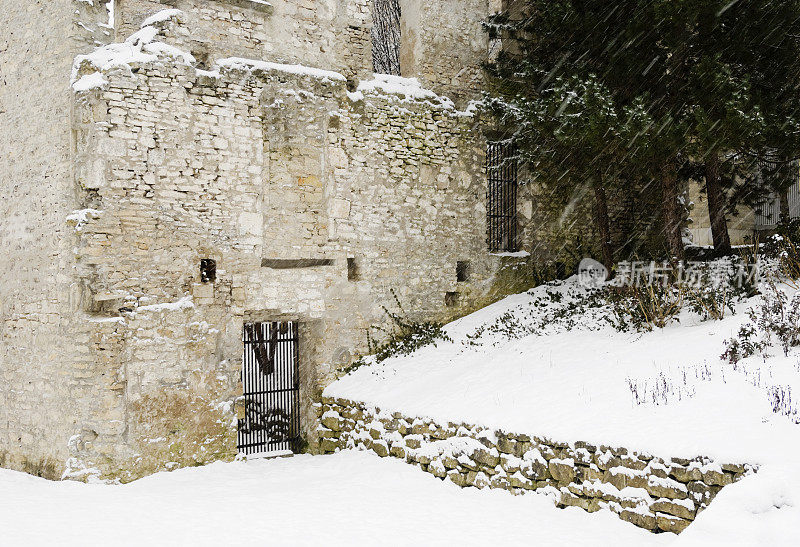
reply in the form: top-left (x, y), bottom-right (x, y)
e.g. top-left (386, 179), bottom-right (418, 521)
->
top-left (315, 396), bottom-right (756, 534)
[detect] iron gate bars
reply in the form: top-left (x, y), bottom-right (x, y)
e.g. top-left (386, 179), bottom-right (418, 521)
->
top-left (755, 157), bottom-right (800, 229)
top-left (237, 321), bottom-right (301, 455)
top-left (486, 141), bottom-right (519, 252)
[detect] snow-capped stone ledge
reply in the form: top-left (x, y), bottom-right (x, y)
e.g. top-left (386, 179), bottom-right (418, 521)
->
top-left (316, 396), bottom-right (756, 535)
top-left (70, 8), bottom-right (473, 117)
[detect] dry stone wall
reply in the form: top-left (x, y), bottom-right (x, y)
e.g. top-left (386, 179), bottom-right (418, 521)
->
top-left (317, 396), bottom-right (756, 534)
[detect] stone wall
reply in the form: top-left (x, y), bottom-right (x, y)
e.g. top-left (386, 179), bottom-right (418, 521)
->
top-left (59, 11), bottom-right (517, 479)
top-left (117, 0), bottom-right (491, 103)
top-left (116, 0), bottom-right (374, 82)
top-left (317, 396), bottom-right (756, 534)
top-left (0, 0), bottom-right (117, 479)
top-left (399, 0), bottom-right (490, 107)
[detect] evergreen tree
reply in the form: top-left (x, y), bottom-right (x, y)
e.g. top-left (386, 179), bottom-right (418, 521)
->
top-left (485, 0), bottom-right (800, 261)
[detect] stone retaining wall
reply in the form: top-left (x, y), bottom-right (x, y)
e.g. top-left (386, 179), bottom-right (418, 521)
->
top-left (316, 396), bottom-right (756, 534)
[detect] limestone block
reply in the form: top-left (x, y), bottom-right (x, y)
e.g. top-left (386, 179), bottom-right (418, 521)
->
top-left (238, 211), bottom-right (263, 237)
top-left (618, 509), bottom-right (658, 531)
top-left (668, 467), bottom-right (698, 484)
top-left (320, 412), bottom-right (341, 431)
top-left (548, 459), bottom-right (576, 483)
top-left (560, 490), bottom-right (590, 510)
top-left (469, 471), bottom-right (489, 489)
top-left (645, 475), bottom-right (689, 500)
top-left (447, 470), bottom-right (468, 487)
top-left (702, 468), bottom-right (734, 486)
top-left (651, 498), bottom-right (696, 520)
top-left (372, 440), bottom-right (389, 457)
top-left (656, 513), bottom-right (691, 534)
top-left (500, 453), bottom-right (521, 474)
top-left (429, 459), bottom-right (447, 478)
top-left (192, 283), bottom-right (214, 299)
top-left (472, 446), bottom-right (500, 468)
top-left (328, 147), bottom-right (349, 168)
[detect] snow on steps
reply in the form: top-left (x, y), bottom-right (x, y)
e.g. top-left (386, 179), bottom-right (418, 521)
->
top-left (315, 396), bottom-right (755, 535)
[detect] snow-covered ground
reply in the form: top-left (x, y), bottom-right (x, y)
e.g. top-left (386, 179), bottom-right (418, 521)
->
top-left (0, 451), bottom-right (668, 546)
top-left (5, 278), bottom-right (797, 545)
top-left (326, 277), bottom-right (800, 543)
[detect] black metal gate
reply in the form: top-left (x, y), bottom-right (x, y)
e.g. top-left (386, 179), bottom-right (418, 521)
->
top-left (486, 141), bottom-right (519, 252)
top-left (237, 321), bottom-right (301, 456)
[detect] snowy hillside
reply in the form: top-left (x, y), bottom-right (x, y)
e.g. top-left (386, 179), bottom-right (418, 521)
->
top-left (326, 275), bottom-right (800, 543)
top-left (0, 451), bottom-right (668, 546)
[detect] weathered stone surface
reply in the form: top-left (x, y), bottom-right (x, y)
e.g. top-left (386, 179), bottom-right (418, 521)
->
top-left (686, 480), bottom-right (721, 505)
top-left (447, 470), bottom-right (469, 487)
top-left (549, 459), bottom-right (577, 483)
top-left (317, 428), bottom-right (340, 440)
top-left (656, 513), bottom-right (691, 534)
top-left (520, 458), bottom-right (550, 481)
top-left (669, 464), bottom-right (702, 483)
top-left (467, 471), bottom-right (490, 489)
top-left (703, 468), bottom-right (734, 486)
top-left (604, 467), bottom-right (647, 490)
top-left (508, 472), bottom-right (534, 490)
top-left (321, 413), bottom-right (342, 432)
top-left (319, 438), bottom-right (339, 453)
top-left (372, 440), bottom-right (389, 458)
top-left (443, 456), bottom-right (460, 469)
top-left (560, 490), bottom-right (591, 510)
top-left (583, 465), bottom-right (605, 482)
top-left (314, 397), bottom-right (751, 536)
top-left (645, 476), bottom-right (689, 500)
top-left (405, 436), bottom-right (423, 449)
top-left (618, 509), bottom-right (658, 531)
top-left (721, 462), bottom-right (747, 474)
top-left (500, 453), bottom-right (521, 474)
top-left (651, 498), bottom-right (695, 520)
top-left (497, 436), bottom-right (516, 455)
top-left (429, 460), bottom-right (447, 478)
top-left (473, 447), bottom-right (500, 468)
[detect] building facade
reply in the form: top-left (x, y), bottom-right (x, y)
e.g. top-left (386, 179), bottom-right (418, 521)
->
top-left (0, 0), bottom-right (536, 480)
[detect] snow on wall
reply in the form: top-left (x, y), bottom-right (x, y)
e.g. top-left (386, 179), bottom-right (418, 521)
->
top-left (115, 0), bottom-right (373, 82)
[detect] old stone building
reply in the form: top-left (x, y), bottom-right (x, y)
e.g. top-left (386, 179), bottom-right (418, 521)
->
top-left (0, 0), bottom-right (534, 481)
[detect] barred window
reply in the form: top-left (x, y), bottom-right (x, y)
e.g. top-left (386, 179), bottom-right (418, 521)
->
top-left (486, 142), bottom-right (518, 252)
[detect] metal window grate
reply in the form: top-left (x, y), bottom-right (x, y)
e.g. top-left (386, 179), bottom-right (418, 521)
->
top-left (237, 321), bottom-right (301, 456)
top-left (486, 142), bottom-right (519, 252)
top-left (755, 159), bottom-right (800, 229)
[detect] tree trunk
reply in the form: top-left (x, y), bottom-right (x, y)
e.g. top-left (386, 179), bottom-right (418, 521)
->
top-left (778, 153), bottom-right (792, 224)
top-left (704, 153), bottom-right (732, 256)
top-left (660, 162), bottom-right (685, 261)
top-left (780, 189), bottom-right (790, 224)
top-left (592, 182), bottom-right (614, 275)
top-left (372, 0), bottom-right (402, 75)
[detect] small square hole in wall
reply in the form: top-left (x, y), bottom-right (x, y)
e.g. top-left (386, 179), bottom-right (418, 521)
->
top-left (200, 259), bottom-right (217, 283)
top-left (347, 257), bottom-right (360, 281)
top-left (445, 292), bottom-right (459, 307)
top-left (456, 261), bottom-right (471, 282)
